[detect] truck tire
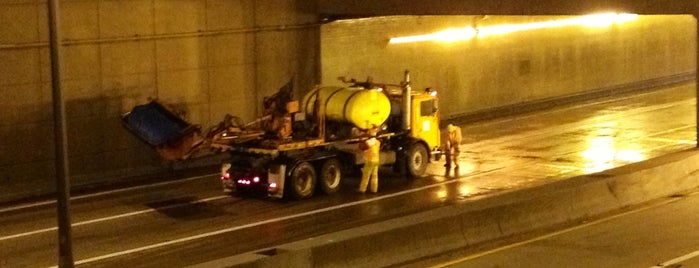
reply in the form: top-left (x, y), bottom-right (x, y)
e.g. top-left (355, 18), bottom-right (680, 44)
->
top-left (288, 161), bottom-right (316, 199)
top-left (319, 158), bottom-right (342, 194)
top-left (406, 143), bottom-right (428, 177)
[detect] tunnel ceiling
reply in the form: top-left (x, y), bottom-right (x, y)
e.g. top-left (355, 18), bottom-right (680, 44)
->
top-left (316, 0), bottom-right (699, 16)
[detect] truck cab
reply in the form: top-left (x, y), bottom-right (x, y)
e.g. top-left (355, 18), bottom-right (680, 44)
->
top-left (411, 90), bottom-right (441, 154)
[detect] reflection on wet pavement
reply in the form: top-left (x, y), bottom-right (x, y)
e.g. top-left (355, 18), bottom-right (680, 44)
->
top-left (425, 84), bottom-right (696, 202)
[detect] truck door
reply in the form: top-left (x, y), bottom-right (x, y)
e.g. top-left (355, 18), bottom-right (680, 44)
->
top-left (410, 94), bottom-right (440, 151)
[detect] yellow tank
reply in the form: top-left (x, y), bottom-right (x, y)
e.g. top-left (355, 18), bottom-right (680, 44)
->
top-left (302, 86), bottom-right (391, 130)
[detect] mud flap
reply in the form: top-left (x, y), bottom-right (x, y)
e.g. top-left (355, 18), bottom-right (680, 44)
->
top-left (267, 164), bottom-right (286, 199)
top-left (220, 163), bottom-right (235, 193)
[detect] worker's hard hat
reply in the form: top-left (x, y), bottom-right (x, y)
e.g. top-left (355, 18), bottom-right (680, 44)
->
top-left (448, 124), bottom-right (455, 131)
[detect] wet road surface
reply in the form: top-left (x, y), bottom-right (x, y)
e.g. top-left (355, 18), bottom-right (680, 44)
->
top-left (0, 83), bottom-right (694, 267)
top-left (412, 191), bottom-right (699, 268)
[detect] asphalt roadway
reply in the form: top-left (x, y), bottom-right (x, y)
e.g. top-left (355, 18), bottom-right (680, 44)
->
top-left (0, 83), bottom-right (695, 267)
top-left (407, 190), bottom-right (699, 268)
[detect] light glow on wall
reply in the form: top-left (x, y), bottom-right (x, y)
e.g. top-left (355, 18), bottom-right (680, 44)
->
top-left (390, 27), bottom-right (477, 44)
top-left (389, 13), bottom-right (638, 44)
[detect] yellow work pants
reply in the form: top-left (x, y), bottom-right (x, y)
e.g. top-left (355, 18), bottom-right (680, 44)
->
top-left (359, 161), bottom-right (380, 193)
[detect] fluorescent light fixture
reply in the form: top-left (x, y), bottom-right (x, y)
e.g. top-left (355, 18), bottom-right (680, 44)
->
top-left (389, 13), bottom-right (638, 44)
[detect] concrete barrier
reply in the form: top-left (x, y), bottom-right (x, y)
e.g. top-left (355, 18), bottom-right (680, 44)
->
top-left (190, 148), bottom-right (699, 268)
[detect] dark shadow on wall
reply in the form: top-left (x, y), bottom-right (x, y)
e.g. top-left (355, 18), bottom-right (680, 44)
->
top-left (0, 95), bottom-right (226, 204)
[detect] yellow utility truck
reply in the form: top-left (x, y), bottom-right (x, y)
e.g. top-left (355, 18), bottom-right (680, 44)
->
top-left (123, 71), bottom-right (441, 199)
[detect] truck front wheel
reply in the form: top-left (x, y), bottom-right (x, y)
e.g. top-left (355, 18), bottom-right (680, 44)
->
top-left (406, 143), bottom-right (428, 177)
top-left (288, 161), bottom-right (316, 199)
top-left (319, 158), bottom-right (342, 194)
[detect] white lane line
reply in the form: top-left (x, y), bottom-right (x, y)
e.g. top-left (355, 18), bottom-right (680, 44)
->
top-left (646, 192), bottom-right (699, 268)
top-left (49, 167), bottom-right (505, 267)
top-left (649, 250), bottom-right (699, 268)
top-left (0, 195), bottom-right (227, 242)
top-left (0, 173), bottom-right (217, 214)
top-left (465, 98), bottom-right (694, 149)
top-left (431, 192), bottom-right (698, 268)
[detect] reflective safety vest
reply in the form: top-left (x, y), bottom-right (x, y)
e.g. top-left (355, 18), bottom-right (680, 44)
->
top-left (448, 125), bottom-right (462, 145)
top-left (363, 138), bottom-right (381, 163)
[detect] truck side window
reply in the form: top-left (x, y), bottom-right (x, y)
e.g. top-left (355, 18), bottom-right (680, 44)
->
top-left (420, 99), bottom-right (437, 116)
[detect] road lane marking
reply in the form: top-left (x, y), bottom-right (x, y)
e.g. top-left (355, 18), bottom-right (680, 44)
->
top-left (469, 88), bottom-right (693, 128)
top-left (465, 98), bottom-right (694, 149)
top-left (647, 191), bottom-right (699, 268)
top-left (9, 164), bottom-right (499, 244)
top-left (430, 193), bottom-right (693, 268)
top-left (0, 195), bottom-right (227, 242)
top-left (649, 250), bottom-right (699, 268)
top-left (0, 173), bottom-right (217, 214)
top-left (49, 167), bottom-right (506, 267)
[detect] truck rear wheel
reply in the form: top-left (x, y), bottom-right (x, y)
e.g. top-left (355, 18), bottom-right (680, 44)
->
top-left (319, 158), bottom-right (342, 194)
top-left (288, 161), bottom-right (316, 199)
top-left (406, 143), bottom-right (428, 177)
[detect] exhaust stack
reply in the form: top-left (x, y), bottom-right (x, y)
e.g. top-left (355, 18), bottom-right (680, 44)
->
top-left (401, 70), bottom-right (412, 131)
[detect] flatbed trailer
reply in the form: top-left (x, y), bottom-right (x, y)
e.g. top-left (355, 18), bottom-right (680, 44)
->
top-left (220, 131), bottom-right (429, 199)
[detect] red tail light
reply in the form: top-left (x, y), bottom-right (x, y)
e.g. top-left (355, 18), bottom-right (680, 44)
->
top-left (235, 175), bottom-right (262, 186)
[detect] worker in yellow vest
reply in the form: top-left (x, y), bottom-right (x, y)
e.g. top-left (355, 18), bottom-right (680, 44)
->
top-left (444, 124), bottom-right (462, 168)
top-left (359, 127), bottom-right (381, 193)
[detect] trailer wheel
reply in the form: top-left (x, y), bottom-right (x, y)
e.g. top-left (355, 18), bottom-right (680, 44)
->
top-left (319, 158), bottom-right (342, 194)
top-left (406, 143), bottom-right (428, 177)
top-left (288, 161), bottom-right (316, 199)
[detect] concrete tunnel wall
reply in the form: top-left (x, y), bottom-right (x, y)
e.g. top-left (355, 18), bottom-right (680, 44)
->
top-left (321, 15), bottom-right (697, 120)
top-left (0, 0), bottom-right (320, 200)
top-left (0, 2), bottom-right (695, 201)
